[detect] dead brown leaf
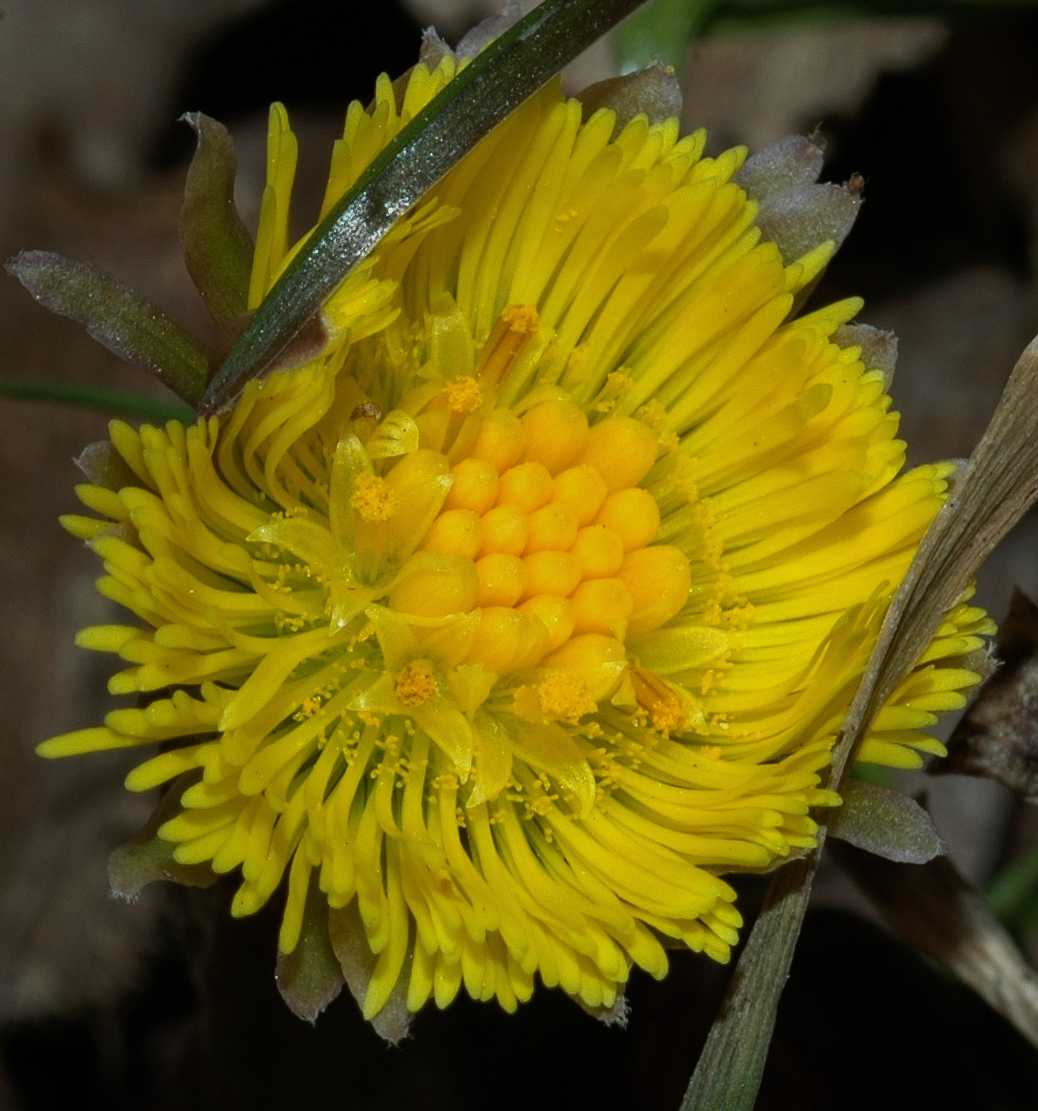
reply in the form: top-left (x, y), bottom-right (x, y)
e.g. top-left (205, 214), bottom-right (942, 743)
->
top-left (937, 589), bottom-right (1038, 802)
top-left (834, 841), bottom-right (1038, 1049)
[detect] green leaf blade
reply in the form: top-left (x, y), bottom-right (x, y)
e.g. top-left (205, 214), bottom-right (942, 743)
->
top-left (615, 0), bottom-right (715, 71)
top-left (988, 846), bottom-right (1038, 929)
top-left (179, 112), bottom-right (254, 325)
top-left (5, 250), bottom-right (209, 406)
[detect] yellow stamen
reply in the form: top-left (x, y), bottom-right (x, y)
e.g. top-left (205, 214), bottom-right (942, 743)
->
top-left (477, 305), bottom-right (540, 387)
top-left (396, 660), bottom-right (438, 707)
top-left (632, 666), bottom-right (686, 734)
top-left (526, 503), bottom-right (578, 553)
top-left (540, 634), bottom-right (626, 701)
top-left (351, 473), bottom-right (397, 522)
top-left (467, 608), bottom-right (548, 673)
top-left (532, 671), bottom-right (596, 723)
top-left (443, 375), bottom-right (483, 414)
top-left (570, 578), bottom-right (633, 638)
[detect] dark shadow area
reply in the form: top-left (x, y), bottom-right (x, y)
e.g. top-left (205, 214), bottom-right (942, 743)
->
top-left (151, 0), bottom-right (425, 168)
top-left (823, 15), bottom-right (1038, 305)
top-left (6, 899), bottom-right (1036, 1110)
top-left (760, 909), bottom-right (1038, 1111)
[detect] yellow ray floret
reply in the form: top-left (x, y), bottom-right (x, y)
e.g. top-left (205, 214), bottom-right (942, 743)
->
top-left (42, 60), bottom-right (994, 1020)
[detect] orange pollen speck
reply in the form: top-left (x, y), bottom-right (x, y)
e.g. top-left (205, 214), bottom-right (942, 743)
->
top-left (501, 305), bottom-right (539, 335)
top-left (478, 304), bottom-right (540, 386)
top-left (395, 660), bottom-right (438, 707)
top-left (650, 701), bottom-right (683, 734)
top-left (351, 473), bottom-right (397, 521)
top-left (534, 671), bottom-right (596, 723)
top-left (444, 375), bottom-right (483, 413)
top-left (632, 666), bottom-right (685, 734)
top-left (529, 666), bottom-right (591, 719)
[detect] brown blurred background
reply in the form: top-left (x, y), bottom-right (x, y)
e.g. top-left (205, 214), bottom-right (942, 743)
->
top-left (1, 1), bottom-right (1037, 1108)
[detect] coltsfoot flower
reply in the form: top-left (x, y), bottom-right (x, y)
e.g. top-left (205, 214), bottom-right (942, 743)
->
top-left (41, 51), bottom-right (994, 1021)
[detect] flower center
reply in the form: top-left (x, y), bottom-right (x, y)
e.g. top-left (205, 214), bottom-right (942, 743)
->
top-left (385, 399), bottom-right (692, 689)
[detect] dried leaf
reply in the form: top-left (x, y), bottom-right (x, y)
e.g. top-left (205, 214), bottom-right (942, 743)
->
top-left (735, 134), bottom-right (825, 204)
top-left (75, 440), bottom-right (139, 490)
top-left (844, 335), bottom-right (1038, 751)
top-left (736, 132), bottom-right (859, 316)
top-left (835, 842), bottom-right (1038, 1049)
top-left (179, 112), bottom-right (254, 325)
top-left (680, 856), bottom-right (815, 1111)
top-left (683, 332), bottom-right (1038, 1110)
top-left (275, 887), bottom-right (344, 1024)
top-left (454, 0), bottom-right (522, 57)
top-left (107, 776), bottom-right (217, 901)
top-left (328, 902), bottom-right (413, 1045)
top-left (419, 27), bottom-right (453, 69)
top-left (834, 323), bottom-right (898, 387)
top-left (577, 992), bottom-right (630, 1028)
top-left (108, 838), bottom-right (217, 902)
top-left (937, 589), bottom-right (1038, 802)
top-left (828, 780), bottom-right (943, 864)
top-left (755, 182), bottom-right (861, 263)
top-left (5, 250), bottom-right (209, 406)
top-left (577, 63), bottom-right (682, 127)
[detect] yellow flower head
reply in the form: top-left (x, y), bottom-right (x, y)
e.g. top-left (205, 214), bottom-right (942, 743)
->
top-left (42, 56), bottom-right (994, 1022)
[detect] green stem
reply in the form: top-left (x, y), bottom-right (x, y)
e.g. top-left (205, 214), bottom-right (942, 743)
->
top-left (0, 379), bottom-right (193, 423)
top-left (988, 846), bottom-right (1038, 928)
top-left (201, 0), bottom-right (650, 414)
